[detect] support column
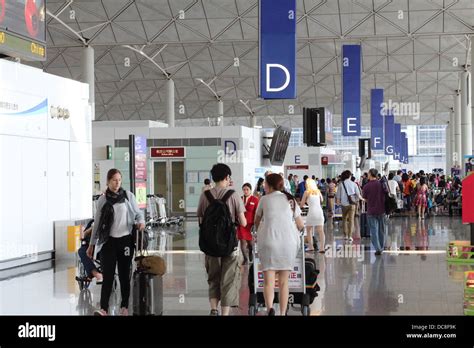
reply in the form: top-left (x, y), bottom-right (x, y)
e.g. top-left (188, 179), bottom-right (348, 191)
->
top-left (218, 100), bottom-right (224, 126)
top-left (446, 122), bottom-right (451, 174)
top-left (454, 91), bottom-right (462, 167)
top-left (461, 70), bottom-right (472, 174)
top-left (81, 46), bottom-right (95, 121)
top-left (166, 79), bottom-right (175, 127)
top-left (250, 115), bottom-right (257, 128)
top-left (450, 110), bottom-right (455, 169)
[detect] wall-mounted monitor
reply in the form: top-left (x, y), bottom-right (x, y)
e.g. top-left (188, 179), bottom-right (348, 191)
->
top-left (268, 126), bottom-right (292, 166)
top-left (0, 0), bottom-right (46, 61)
top-left (303, 107), bottom-right (333, 146)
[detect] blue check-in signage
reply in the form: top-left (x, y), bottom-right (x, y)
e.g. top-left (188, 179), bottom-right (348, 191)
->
top-left (259, 0), bottom-right (296, 99)
top-left (393, 123), bottom-right (401, 161)
top-left (401, 132), bottom-right (409, 164)
top-left (342, 45), bottom-right (361, 136)
top-left (384, 114), bottom-right (395, 156)
top-left (370, 89), bottom-right (384, 150)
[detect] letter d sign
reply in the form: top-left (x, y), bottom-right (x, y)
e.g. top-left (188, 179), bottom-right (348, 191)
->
top-left (259, 0), bottom-right (296, 100)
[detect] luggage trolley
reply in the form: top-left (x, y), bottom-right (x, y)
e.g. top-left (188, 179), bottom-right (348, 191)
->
top-left (146, 194), bottom-right (185, 228)
top-left (248, 232), bottom-right (313, 316)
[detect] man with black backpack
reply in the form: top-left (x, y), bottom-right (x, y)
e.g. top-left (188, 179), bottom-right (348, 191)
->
top-left (197, 163), bottom-right (247, 316)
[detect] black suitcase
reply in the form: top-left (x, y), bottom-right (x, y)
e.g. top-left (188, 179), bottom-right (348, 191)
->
top-left (132, 270), bottom-right (163, 315)
top-left (132, 229), bottom-right (163, 316)
top-left (360, 201), bottom-right (370, 238)
top-left (360, 213), bottom-right (369, 238)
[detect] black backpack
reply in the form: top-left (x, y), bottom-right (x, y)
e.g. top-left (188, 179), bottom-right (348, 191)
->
top-left (199, 190), bottom-right (237, 257)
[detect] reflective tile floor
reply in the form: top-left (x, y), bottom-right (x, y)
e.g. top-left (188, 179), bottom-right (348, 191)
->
top-left (0, 215), bottom-right (472, 315)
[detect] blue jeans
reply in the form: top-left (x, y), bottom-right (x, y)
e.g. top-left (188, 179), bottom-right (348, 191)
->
top-left (367, 214), bottom-right (385, 252)
top-left (78, 242), bottom-right (98, 278)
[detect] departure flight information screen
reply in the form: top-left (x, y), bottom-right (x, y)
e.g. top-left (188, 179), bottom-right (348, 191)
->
top-left (0, 0), bottom-right (46, 61)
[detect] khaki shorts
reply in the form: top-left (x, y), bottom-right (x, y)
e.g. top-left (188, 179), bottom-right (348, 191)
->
top-left (205, 249), bottom-right (242, 307)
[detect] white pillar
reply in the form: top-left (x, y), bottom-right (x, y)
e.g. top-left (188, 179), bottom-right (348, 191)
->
top-left (450, 110), bottom-right (455, 169)
top-left (446, 122), bottom-right (451, 174)
top-left (250, 115), bottom-right (257, 128)
top-left (166, 79), bottom-right (175, 127)
top-left (461, 70), bottom-right (472, 173)
top-left (218, 100), bottom-right (224, 126)
top-left (471, 38), bottom-right (474, 162)
top-left (454, 91), bottom-right (462, 167)
top-left (81, 46), bottom-right (95, 121)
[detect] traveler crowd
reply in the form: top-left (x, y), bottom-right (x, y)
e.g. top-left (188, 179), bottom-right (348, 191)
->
top-left (196, 164), bottom-right (463, 315)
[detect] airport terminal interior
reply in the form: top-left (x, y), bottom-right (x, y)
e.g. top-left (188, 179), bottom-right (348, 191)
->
top-left (1, 0), bottom-right (474, 317)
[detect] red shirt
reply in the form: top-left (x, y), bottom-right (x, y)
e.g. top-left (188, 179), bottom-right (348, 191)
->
top-left (242, 195), bottom-right (259, 225)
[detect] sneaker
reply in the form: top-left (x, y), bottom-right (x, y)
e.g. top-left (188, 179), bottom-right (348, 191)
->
top-left (268, 308), bottom-right (275, 316)
top-left (348, 237), bottom-right (353, 243)
top-left (94, 309), bottom-right (107, 316)
top-left (344, 236), bottom-right (348, 240)
top-left (375, 250), bottom-right (382, 256)
top-left (120, 307), bottom-right (129, 316)
top-left (210, 309), bottom-right (219, 316)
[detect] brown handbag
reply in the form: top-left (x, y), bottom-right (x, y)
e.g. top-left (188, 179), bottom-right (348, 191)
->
top-left (136, 255), bottom-right (167, 276)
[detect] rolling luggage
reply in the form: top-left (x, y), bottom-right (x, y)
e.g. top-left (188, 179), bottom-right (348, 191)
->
top-left (132, 229), bottom-right (164, 316)
top-left (360, 201), bottom-right (370, 238)
top-left (132, 271), bottom-right (163, 316)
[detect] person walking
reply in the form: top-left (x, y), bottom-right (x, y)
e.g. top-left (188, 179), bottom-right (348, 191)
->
top-left (288, 174), bottom-right (296, 196)
top-left (414, 176), bottom-right (428, 219)
top-left (88, 169), bottom-right (145, 316)
top-left (335, 170), bottom-right (358, 242)
top-left (237, 183), bottom-right (259, 265)
top-left (197, 163), bottom-right (247, 316)
top-left (327, 178), bottom-right (336, 217)
top-left (254, 174), bottom-right (305, 316)
top-left (300, 179), bottom-right (326, 253)
top-left (254, 177), bottom-right (264, 198)
top-left (362, 168), bottom-right (386, 256)
top-left (297, 175), bottom-right (309, 200)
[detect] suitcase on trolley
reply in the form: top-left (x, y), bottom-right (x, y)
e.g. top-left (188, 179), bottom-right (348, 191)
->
top-left (132, 229), bottom-right (163, 316)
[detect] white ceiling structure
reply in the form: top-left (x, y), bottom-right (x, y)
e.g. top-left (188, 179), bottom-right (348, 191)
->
top-left (27, 0), bottom-right (474, 128)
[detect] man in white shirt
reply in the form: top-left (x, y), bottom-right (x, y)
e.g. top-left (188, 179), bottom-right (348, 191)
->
top-left (335, 170), bottom-right (359, 242)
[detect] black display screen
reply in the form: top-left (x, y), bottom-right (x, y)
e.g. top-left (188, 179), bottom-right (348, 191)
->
top-left (269, 126), bottom-right (292, 166)
top-left (0, 0), bottom-right (46, 43)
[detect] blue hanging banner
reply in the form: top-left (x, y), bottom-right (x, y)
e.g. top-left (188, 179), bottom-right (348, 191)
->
top-left (342, 45), bottom-right (361, 136)
top-left (401, 133), bottom-right (409, 164)
top-left (400, 131), bottom-right (406, 163)
top-left (393, 123), bottom-right (401, 161)
top-left (370, 89), bottom-right (384, 150)
top-left (384, 114), bottom-right (395, 155)
top-left (259, 0), bottom-right (296, 99)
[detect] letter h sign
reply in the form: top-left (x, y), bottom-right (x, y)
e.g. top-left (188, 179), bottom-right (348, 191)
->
top-left (259, 0), bottom-right (296, 99)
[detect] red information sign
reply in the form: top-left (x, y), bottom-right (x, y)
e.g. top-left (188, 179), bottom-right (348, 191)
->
top-left (462, 174), bottom-right (474, 224)
top-left (286, 165), bottom-right (309, 170)
top-left (150, 147), bottom-right (185, 158)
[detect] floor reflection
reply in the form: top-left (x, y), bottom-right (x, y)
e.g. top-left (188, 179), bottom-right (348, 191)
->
top-left (0, 216), bottom-right (471, 315)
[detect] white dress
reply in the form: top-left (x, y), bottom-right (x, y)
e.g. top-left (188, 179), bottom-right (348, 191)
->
top-left (305, 193), bottom-right (324, 226)
top-left (255, 191), bottom-right (301, 271)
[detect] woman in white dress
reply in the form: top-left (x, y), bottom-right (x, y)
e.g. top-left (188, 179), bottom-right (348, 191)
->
top-left (254, 174), bottom-right (305, 316)
top-left (300, 179), bottom-right (326, 253)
